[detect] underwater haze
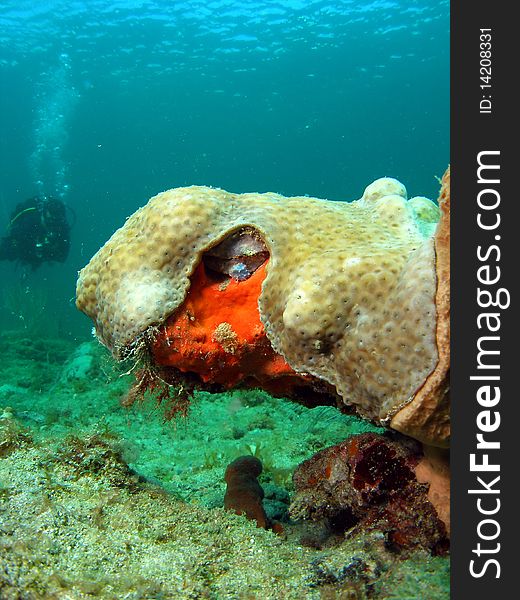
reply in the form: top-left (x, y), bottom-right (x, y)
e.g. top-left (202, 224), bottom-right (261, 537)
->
top-left (0, 2), bottom-right (451, 598)
top-left (0, 0), bottom-right (448, 338)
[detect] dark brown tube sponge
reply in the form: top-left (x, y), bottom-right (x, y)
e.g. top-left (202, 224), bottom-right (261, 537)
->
top-left (224, 456), bottom-right (269, 530)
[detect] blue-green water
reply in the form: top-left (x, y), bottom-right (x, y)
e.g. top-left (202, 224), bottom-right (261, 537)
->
top-left (0, 0), bottom-right (448, 338)
top-left (0, 3), bottom-right (450, 596)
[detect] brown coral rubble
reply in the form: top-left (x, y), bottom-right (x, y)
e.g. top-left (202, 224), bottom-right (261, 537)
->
top-left (289, 433), bottom-right (449, 554)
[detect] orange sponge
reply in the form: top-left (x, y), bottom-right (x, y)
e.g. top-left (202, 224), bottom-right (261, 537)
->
top-left (152, 261), bottom-right (307, 392)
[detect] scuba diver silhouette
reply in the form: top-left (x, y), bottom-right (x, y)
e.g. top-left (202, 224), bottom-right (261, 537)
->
top-left (0, 196), bottom-right (71, 269)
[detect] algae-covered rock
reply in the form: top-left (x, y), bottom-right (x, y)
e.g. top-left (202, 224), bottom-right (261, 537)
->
top-left (0, 431), bottom-right (449, 599)
top-left (0, 333), bottom-right (449, 599)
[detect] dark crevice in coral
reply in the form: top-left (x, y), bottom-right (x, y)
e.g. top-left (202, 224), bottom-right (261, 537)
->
top-left (203, 227), bottom-right (269, 282)
top-left (327, 508), bottom-right (359, 534)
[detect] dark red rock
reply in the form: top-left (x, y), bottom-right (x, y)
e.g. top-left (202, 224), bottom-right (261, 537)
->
top-left (289, 433), bottom-right (449, 554)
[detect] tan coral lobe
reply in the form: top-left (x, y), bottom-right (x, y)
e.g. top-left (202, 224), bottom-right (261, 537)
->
top-left (390, 167), bottom-right (450, 446)
top-left (76, 172), bottom-right (449, 442)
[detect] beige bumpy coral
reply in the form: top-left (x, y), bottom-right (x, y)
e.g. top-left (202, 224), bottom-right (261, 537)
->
top-left (77, 171), bottom-right (450, 445)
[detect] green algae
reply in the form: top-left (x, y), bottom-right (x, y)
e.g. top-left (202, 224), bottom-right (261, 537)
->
top-left (0, 332), bottom-right (449, 598)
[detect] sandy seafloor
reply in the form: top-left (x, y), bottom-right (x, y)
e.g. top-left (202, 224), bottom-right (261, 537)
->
top-left (0, 330), bottom-right (449, 599)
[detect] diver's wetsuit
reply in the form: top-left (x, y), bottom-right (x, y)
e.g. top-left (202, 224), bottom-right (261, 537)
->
top-left (0, 197), bottom-right (70, 269)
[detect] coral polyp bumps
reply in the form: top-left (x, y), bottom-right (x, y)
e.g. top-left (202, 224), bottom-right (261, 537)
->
top-left (76, 169), bottom-right (450, 447)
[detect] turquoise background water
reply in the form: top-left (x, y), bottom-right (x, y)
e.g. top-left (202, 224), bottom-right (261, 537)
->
top-left (0, 0), bottom-right (449, 339)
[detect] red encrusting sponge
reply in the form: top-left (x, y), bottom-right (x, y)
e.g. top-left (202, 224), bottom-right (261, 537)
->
top-left (152, 260), bottom-right (309, 394)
